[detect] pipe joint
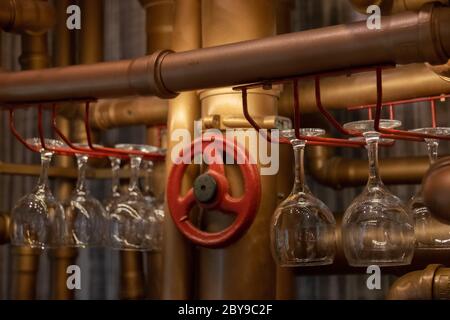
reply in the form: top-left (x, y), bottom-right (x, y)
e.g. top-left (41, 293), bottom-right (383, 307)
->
top-left (0, 0), bottom-right (55, 35)
top-left (388, 264), bottom-right (450, 300)
top-left (129, 50), bottom-right (178, 99)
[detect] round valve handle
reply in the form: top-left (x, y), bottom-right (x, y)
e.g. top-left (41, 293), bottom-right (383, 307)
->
top-left (167, 135), bottom-right (261, 248)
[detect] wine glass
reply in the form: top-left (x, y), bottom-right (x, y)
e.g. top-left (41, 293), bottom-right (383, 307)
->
top-left (270, 129), bottom-right (336, 267)
top-left (104, 156), bottom-right (122, 214)
top-left (142, 158), bottom-right (164, 251)
top-left (10, 138), bottom-right (65, 249)
top-left (341, 120), bottom-right (415, 266)
top-left (107, 144), bottom-right (160, 251)
top-left (61, 145), bottom-right (107, 248)
top-left (408, 127), bottom-right (450, 249)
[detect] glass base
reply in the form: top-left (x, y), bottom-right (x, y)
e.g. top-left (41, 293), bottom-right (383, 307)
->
top-left (279, 257), bottom-right (334, 267)
top-left (347, 258), bottom-right (413, 267)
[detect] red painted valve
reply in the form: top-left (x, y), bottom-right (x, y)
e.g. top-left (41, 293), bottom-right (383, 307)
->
top-left (167, 135), bottom-right (261, 248)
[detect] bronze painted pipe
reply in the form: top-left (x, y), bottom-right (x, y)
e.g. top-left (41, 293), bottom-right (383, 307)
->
top-left (140, 0), bottom-right (175, 301)
top-left (387, 264), bottom-right (450, 300)
top-left (349, 0), bottom-right (449, 14)
top-left (306, 146), bottom-right (435, 188)
top-left (1, 5), bottom-right (450, 103)
top-left (0, 0), bottom-right (55, 34)
top-left (90, 97), bottom-right (168, 130)
top-left (119, 251), bottom-right (145, 300)
top-left (161, 0), bottom-right (201, 300)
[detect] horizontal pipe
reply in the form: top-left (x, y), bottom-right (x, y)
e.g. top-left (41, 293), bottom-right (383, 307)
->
top-left (90, 97), bottom-right (168, 129)
top-left (0, 6), bottom-right (450, 102)
top-left (279, 62), bottom-right (450, 116)
top-left (306, 145), bottom-right (437, 188)
top-left (387, 264), bottom-right (450, 300)
top-left (0, 162), bottom-right (146, 179)
top-left (0, 0), bottom-right (55, 34)
top-left (349, 0), bottom-right (449, 15)
top-left (291, 219), bottom-right (450, 276)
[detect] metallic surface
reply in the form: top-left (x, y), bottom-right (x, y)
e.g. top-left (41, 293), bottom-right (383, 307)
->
top-left (197, 0), bottom-right (277, 300)
top-left (140, 0), bottom-right (175, 301)
top-left (10, 247), bottom-right (41, 300)
top-left (422, 156), bottom-right (450, 223)
top-left (119, 251), bottom-right (145, 300)
top-left (0, 213), bottom-right (10, 245)
top-left (162, 5), bottom-right (450, 93)
top-left (279, 63), bottom-right (450, 117)
top-left (0, 0), bottom-right (55, 34)
top-left (349, 0), bottom-right (449, 14)
top-left (49, 0), bottom-right (78, 300)
top-left (1, 6), bottom-right (450, 102)
top-left (307, 145), bottom-right (435, 188)
top-left (162, 0), bottom-right (201, 300)
top-left (387, 264), bottom-right (450, 300)
top-left (90, 97), bottom-right (168, 129)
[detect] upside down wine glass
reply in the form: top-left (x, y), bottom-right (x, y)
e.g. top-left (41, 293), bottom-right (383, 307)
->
top-left (341, 120), bottom-right (415, 266)
top-left (61, 145), bottom-right (107, 247)
top-left (408, 127), bottom-right (450, 249)
top-left (270, 129), bottom-right (337, 267)
top-left (104, 156), bottom-right (122, 214)
top-left (108, 144), bottom-right (160, 251)
top-left (10, 139), bottom-right (65, 249)
top-left (142, 158), bottom-right (164, 252)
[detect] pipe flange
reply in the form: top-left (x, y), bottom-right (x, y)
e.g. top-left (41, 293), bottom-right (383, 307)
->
top-left (129, 50), bottom-right (178, 99)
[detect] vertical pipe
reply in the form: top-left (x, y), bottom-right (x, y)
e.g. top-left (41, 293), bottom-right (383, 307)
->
top-left (197, 0), bottom-right (278, 300)
top-left (48, 0), bottom-right (78, 301)
top-left (139, 0), bottom-right (175, 300)
top-left (10, 0), bottom-right (50, 300)
top-left (162, 0), bottom-right (201, 299)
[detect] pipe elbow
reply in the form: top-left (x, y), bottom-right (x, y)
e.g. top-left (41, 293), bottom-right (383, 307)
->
top-left (387, 264), bottom-right (445, 300)
top-left (0, 0), bottom-right (56, 35)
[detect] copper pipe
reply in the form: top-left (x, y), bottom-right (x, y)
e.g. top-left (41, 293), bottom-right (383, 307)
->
top-left (1, 5), bottom-right (450, 103)
top-left (162, 0), bottom-right (201, 300)
top-left (90, 97), bottom-right (168, 130)
top-left (48, 0), bottom-right (78, 301)
top-left (289, 219), bottom-right (450, 276)
top-left (140, 0), bottom-right (175, 54)
top-left (0, 162), bottom-right (145, 179)
top-left (306, 146), bottom-right (436, 188)
top-left (197, 0), bottom-right (278, 300)
top-left (119, 251), bottom-right (145, 300)
top-left (387, 264), bottom-right (450, 300)
top-left (10, 247), bottom-right (41, 300)
top-left (349, 0), bottom-right (449, 15)
top-left (279, 63), bottom-right (450, 117)
top-left (139, 0), bottom-right (175, 301)
top-left (0, 0), bottom-right (55, 34)
top-left (0, 213), bottom-right (10, 245)
top-left (19, 32), bottom-right (49, 70)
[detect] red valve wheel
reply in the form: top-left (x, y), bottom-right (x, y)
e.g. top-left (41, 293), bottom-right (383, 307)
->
top-left (167, 135), bottom-right (261, 248)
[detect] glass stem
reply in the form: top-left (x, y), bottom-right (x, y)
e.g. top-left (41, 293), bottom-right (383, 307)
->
top-left (75, 155), bottom-right (89, 194)
top-left (110, 157), bottom-right (121, 198)
top-left (292, 141), bottom-right (307, 194)
top-left (37, 150), bottom-right (52, 192)
top-left (144, 160), bottom-right (154, 195)
top-left (365, 132), bottom-right (382, 189)
top-left (129, 156), bottom-right (142, 195)
top-left (425, 139), bottom-right (439, 165)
